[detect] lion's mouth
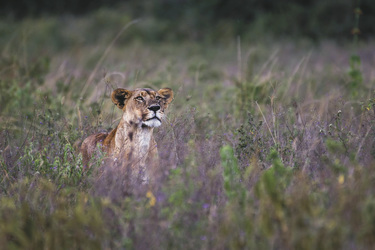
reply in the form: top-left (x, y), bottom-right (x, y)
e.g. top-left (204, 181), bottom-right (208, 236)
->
top-left (146, 116), bottom-right (161, 122)
top-left (142, 114), bottom-right (163, 128)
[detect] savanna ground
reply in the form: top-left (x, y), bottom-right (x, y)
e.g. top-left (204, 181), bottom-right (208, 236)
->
top-left (1, 8), bottom-right (375, 250)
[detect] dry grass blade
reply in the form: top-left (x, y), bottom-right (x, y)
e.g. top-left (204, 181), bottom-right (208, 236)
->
top-left (81, 19), bottom-right (140, 98)
top-left (256, 101), bottom-right (277, 146)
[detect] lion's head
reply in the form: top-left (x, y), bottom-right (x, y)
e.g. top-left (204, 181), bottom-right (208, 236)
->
top-left (111, 87), bottom-right (174, 128)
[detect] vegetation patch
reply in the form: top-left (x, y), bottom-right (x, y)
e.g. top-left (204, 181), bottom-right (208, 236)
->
top-left (1, 8), bottom-right (375, 249)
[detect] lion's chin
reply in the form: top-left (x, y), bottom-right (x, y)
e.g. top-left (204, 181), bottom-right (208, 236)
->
top-left (142, 118), bottom-right (162, 128)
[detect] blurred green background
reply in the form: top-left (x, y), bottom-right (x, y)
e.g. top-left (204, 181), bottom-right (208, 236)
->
top-left (1, 0), bottom-right (374, 42)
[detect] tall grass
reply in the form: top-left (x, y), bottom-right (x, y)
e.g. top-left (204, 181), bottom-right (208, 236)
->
top-left (1, 12), bottom-right (375, 249)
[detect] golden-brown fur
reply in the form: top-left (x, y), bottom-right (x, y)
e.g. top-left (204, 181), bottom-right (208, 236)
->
top-left (80, 87), bottom-right (173, 182)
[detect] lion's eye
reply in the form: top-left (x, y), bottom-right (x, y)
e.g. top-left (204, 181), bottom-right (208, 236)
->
top-left (155, 96), bottom-right (161, 100)
top-left (135, 96), bottom-right (144, 101)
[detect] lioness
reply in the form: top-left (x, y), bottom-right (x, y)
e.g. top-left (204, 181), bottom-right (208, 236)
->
top-left (81, 87), bottom-right (173, 182)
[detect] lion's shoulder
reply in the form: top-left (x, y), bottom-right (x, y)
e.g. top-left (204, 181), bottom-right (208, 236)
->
top-left (80, 132), bottom-right (109, 168)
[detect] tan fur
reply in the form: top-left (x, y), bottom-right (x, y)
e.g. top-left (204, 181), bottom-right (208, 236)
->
top-left (81, 87), bottom-right (173, 182)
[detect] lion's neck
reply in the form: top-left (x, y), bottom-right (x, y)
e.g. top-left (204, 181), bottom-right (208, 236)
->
top-left (114, 120), bottom-right (155, 161)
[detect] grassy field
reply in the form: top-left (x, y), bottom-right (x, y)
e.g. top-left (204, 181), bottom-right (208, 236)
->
top-left (1, 12), bottom-right (375, 249)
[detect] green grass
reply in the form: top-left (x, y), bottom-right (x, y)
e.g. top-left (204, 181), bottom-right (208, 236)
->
top-left (1, 12), bottom-right (375, 249)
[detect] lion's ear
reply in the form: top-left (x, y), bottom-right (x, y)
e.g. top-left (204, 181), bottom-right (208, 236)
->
top-left (111, 88), bottom-right (132, 109)
top-left (158, 88), bottom-right (174, 107)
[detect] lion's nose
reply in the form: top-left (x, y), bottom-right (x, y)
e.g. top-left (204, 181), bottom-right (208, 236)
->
top-left (148, 105), bottom-right (160, 112)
